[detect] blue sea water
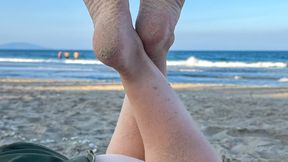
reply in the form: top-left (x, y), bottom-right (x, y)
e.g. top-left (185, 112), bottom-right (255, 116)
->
top-left (0, 50), bottom-right (288, 86)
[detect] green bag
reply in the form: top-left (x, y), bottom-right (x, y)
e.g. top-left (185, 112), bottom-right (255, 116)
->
top-left (0, 142), bottom-right (95, 162)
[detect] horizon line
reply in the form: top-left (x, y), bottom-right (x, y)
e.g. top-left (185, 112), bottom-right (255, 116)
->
top-left (1, 48), bottom-right (288, 52)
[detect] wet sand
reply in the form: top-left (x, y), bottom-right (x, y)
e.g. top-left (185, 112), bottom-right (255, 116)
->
top-left (0, 78), bottom-right (288, 161)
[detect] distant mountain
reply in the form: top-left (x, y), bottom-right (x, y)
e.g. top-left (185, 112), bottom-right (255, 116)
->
top-left (0, 42), bottom-right (47, 50)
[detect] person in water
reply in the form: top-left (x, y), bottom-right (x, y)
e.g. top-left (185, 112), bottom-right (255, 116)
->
top-left (58, 51), bottom-right (63, 59)
top-left (64, 52), bottom-right (70, 59)
top-left (84, 0), bottom-right (221, 162)
top-left (74, 52), bottom-right (80, 60)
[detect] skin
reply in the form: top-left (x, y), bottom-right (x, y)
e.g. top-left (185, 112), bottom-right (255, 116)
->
top-left (107, 98), bottom-right (145, 159)
top-left (107, 0), bottom-right (185, 160)
top-left (136, 0), bottom-right (185, 74)
top-left (84, 0), bottom-right (221, 161)
top-left (107, 0), bottom-right (184, 160)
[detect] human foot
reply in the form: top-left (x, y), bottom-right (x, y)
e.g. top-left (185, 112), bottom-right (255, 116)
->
top-left (84, 0), bottom-right (145, 74)
top-left (136, 0), bottom-right (185, 74)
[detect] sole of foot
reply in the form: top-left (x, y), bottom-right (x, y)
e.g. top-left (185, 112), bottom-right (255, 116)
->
top-left (136, 0), bottom-right (185, 63)
top-left (84, 0), bottom-right (146, 74)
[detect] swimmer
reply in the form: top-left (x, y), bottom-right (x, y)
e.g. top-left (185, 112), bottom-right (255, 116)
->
top-left (64, 52), bottom-right (70, 59)
top-left (57, 51), bottom-right (63, 59)
top-left (73, 52), bottom-right (80, 60)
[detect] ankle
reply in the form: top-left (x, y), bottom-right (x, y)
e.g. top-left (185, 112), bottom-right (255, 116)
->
top-left (119, 52), bottom-right (152, 81)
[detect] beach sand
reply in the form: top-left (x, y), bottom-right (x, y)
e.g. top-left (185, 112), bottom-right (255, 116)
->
top-left (0, 78), bottom-right (288, 161)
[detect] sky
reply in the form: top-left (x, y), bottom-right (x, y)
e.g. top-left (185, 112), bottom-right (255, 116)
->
top-left (0, 0), bottom-right (288, 50)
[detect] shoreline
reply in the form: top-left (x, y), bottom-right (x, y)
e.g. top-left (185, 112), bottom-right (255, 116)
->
top-left (1, 78), bottom-right (288, 99)
top-left (1, 77), bottom-right (287, 88)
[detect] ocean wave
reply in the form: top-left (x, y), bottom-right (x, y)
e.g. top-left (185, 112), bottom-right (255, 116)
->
top-left (179, 69), bottom-right (203, 72)
top-left (64, 60), bottom-right (102, 65)
top-left (0, 57), bottom-right (287, 68)
top-left (167, 56), bottom-right (288, 68)
top-left (0, 58), bottom-right (102, 65)
top-left (234, 76), bottom-right (242, 80)
top-left (279, 78), bottom-right (288, 82)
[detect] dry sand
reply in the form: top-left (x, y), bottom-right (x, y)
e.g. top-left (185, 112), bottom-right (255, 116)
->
top-left (0, 78), bottom-right (288, 161)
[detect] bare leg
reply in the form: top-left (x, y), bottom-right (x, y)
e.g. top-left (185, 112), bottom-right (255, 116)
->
top-left (121, 55), bottom-right (220, 162)
top-left (107, 0), bottom-right (185, 159)
top-left (84, 0), bottom-right (220, 161)
top-left (84, 0), bottom-right (145, 160)
top-left (100, 0), bottom-right (184, 159)
top-left (106, 98), bottom-right (145, 160)
top-left (108, 0), bottom-right (186, 159)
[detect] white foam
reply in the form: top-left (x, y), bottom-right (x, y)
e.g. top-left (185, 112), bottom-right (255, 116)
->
top-left (0, 58), bottom-right (102, 65)
top-left (64, 60), bottom-right (102, 65)
top-left (179, 69), bottom-right (203, 72)
top-left (234, 76), bottom-right (242, 80)
top-left (0, 57), bottom-right (287, 68)
top-left (167, 56), bottom-right (287, 68)
top-left (279, 78), bottom-right (288, 82)
top-left (0, 58), bottom-right (47, 63)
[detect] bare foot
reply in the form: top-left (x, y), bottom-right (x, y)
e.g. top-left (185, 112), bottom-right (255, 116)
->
top-left (136, 0), bottom-right (185, 74)
top-left (84, 0), bottom-right (146, 74)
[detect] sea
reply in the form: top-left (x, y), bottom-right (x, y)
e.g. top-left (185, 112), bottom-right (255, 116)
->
top-left (0, 50), bottom-right (288, 87)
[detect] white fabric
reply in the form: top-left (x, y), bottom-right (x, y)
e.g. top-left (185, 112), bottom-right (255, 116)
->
top-left (96, 154), bottom-right (144, 162)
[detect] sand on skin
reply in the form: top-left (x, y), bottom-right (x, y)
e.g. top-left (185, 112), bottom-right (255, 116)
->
top-left (0, 78), bottom-right (288, 161)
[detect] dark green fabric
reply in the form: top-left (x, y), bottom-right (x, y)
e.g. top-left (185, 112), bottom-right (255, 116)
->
top-left (0, 143), bottom-right (92, 162)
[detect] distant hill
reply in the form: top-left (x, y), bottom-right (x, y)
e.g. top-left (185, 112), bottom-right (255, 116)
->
top-left (0, 42), bottom-right (47, 50)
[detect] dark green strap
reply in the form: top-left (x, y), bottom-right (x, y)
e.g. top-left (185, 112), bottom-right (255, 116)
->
top-left (0, 143), bottom-right (68, 160)
top-left (0, 154), bottom-right (64, 162)
top-left (0, 143), bottom-right (94, 162)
